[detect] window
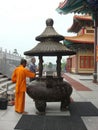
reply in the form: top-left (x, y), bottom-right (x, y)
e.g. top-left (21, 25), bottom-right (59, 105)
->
top-left (80, 56), bottom-right (94, 68)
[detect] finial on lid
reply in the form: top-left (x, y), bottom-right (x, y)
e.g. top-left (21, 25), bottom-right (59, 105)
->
top-left (46, 18), bottom-right (53, 26)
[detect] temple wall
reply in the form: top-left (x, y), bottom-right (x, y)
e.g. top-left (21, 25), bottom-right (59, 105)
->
top-left (66, 50), bottom-right (94, 74)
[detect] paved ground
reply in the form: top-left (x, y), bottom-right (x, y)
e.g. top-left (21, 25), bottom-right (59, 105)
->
top-left (0, 73), bottom-right (98, 130)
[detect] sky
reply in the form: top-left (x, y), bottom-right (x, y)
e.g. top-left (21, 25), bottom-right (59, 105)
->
top-left (0, 0), bottom-right (74, 63)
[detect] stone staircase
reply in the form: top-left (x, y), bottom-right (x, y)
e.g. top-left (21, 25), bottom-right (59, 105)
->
top-left (0, 73), bottom-right (15, 98)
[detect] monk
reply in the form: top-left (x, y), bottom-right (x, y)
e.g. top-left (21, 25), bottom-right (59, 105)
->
top-left (11, 59), bottom-right (35, 114)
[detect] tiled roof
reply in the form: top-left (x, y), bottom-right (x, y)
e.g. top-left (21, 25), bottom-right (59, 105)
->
top-left (65, 34), bottom-right (94, 44)
top-left (56, 0), bottom-right (98, 15)
top-left (68, 15), bottom-right (93, 33)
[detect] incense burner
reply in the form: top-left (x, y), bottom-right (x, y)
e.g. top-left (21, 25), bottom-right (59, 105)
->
top-left (24, 18), bottom-right (76, 113)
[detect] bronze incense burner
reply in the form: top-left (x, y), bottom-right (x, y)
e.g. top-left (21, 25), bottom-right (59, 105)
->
top-left (24, 18), bottom-right (76, 113)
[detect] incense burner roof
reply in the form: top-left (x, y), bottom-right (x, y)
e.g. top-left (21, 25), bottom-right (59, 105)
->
top-left (24, 18), bottom-right (76, 56)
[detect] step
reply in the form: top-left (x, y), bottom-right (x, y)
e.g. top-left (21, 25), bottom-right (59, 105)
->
top-left (0, 74), bottom-right (4, 78)
top-left (0, 77), bottom-right (9, 83)
top-left (0, 73), bottom-right (14, 95)
top-left (8, 83), bottom-right (15, 91)
top-left (0, 82), bottom-right (15, 95)
top-left (0, 80), bottom-right (13, 89)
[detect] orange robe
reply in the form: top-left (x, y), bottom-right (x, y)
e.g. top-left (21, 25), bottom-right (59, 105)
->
top-left (11, 65), bottom-right (35, 113)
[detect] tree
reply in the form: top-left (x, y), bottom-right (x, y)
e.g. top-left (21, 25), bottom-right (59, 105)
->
top-left (13, 49), bottom-right (19, 55)
top-left (48, 62), bottom-right (53, 68)
top-left (61, 58), bottom-right (66, 72)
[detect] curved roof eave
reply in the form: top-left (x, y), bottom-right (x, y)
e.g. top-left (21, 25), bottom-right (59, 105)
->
top-left (65, 34), bottom-right (94, 44)
top-left (67, 15), bottom-right (93, 33)
top-left (56, 0), bottom-right (97, 15)
top-left (56, 0), bottom-right (86, 14)
top-left (74, 15), bottom-right (92, 21)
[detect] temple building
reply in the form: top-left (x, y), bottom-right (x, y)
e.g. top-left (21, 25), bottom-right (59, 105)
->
top-left (64, 15), bottom-right (94, 74)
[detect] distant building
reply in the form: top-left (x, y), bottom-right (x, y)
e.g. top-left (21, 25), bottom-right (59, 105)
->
top-left (0, 48), bottom-right (22, 78)
top-left (64, 15), bottom-right (94, 74)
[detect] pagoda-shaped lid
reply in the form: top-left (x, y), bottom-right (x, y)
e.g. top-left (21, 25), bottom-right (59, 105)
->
top-left (24, 18), bottom-right (76, 56)
top-left (35, 18), bottom-right (64, 41)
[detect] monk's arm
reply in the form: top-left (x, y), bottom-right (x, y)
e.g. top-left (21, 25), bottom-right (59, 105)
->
top-left (25, 68), bottom-right (36, 78)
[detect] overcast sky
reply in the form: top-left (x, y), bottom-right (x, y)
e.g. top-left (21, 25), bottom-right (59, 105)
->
top-left (0, 0), bottom-right (74, 63)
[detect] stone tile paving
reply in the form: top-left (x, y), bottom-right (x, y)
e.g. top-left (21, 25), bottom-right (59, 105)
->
top-left (0, 73), bottom-right (98, 130)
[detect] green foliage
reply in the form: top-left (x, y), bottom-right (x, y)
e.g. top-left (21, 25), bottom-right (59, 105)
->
top-left (48, 62), bottom-right (53, 68)
top-left (61, 58), bottom-right (66, 71)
